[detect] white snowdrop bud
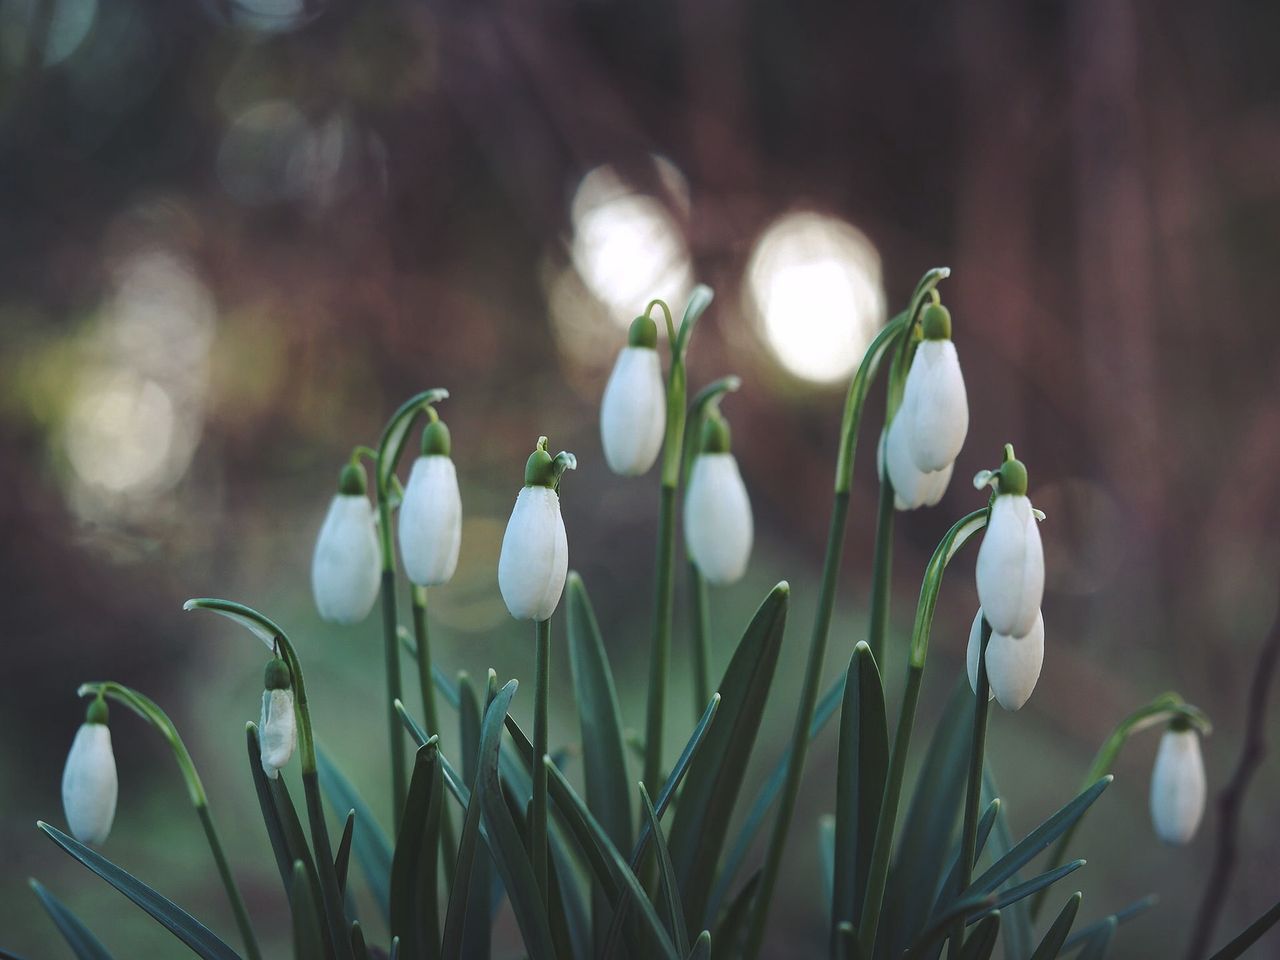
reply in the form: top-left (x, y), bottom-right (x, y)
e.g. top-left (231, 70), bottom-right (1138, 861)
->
top-left (498, 441), bottom-right (571, 621)
top-left (684, 415), bottom-right (753, 585)
top-left (1149, 724), bottom-right (1206, 845)
top-left (61, 698), bottom-right (118, 846)
top-left (600, 316), bottom-right (667, 476)
top-left (311, 463), bottom-right (382, 625)
top-left (398, 420), bottom-right (463, 586)
top-left (975, 457), bottom-right (1044, 637)
top-left (901, 304), bottom-right (968, 473)
top-left (881, 413), bottom-right (953, 512)
top-left (259, 658), bottom-right (297, 780)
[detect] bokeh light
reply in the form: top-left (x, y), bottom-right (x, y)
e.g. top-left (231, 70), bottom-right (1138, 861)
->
top-left (0, 0), bottom-right (97, 67)
top-left (746, 212), bottom-right (886, 384)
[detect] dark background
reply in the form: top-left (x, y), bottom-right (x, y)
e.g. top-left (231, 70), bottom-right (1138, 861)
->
top-left (2, 0), bottom-right (1279, 955)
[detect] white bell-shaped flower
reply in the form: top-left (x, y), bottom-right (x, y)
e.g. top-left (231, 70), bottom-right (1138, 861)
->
top-left (900, 304), bottom-right (968, 473)
top-left (975, 457), bottom-right (1044, 637)
top-left (61, 699), bottom-right (118, 846)
top-left (881, 415), bottom-right (953, 511)
top-left (1149, 725), bottom-right (1206, 845)
top-left (967, 607), bottom-right (1045, 711)
top-left (498, 441), bottom-right (571, 621)
top-left (684, 415), bottom-right (752, 585)
top-left (398, 420), bottom-right (463, 586)
top-left (312, 463), bottom-right (382, 625)
top-left (259, 658), bottom-right (297, 780)
top-left (600, 316), bottom-right (666, 476)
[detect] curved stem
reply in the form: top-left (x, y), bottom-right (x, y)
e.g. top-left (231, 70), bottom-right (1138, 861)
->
top-left (866, 475), bottom-right (896, 667)
top-left (689, 561), bottom-right (712, 720)
top-left (532, 616), bottom-right (552, 903)
top-left (380, 566), bottom-right (406, 827)
top-left (78, 682), bottom-right (261, 960)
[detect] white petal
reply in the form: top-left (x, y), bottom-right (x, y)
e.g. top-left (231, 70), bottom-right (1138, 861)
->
top-left (884, 414), bottom-right (953, 511)
top-left (975, 494), bottom-right (1044, 636)
top-left (965, 609), bottom-right (994, 701)
top-left (903, 339), bottom-right (969, 472)
top-left (62, 724), bottom-right (118, 846)
top-left (398, 456), bottom-right (463, 586)
top-left (600, 347), bottom-right (667, 476)
top-left (1149, 728), bottom-right (1206, 845)
top-left (311, 494), bottom-right (382, 625)
top-left (260, 689), bottom-right (297, 779)
top-left (986, 611), bottom-right (1044, 711)
top-left (498, 486), bottom-right (568, 620)
top-left (684, 453), bottom-right (753, 585)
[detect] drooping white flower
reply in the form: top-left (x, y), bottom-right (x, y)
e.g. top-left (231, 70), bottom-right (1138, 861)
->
top-left (259, 658), bottom-right (297, 780)
top-left (61, 699), bottom-right (117, 846)
top-left (684, 415), bottom-right (752, 585)
top-left (975, 457), bottom-right (1044, 637)
top-left (881, 415), bottom-right (953, 511)
top-left (498, 441), bottom-right (571, 621)
top-left (900, 304), bottom-right (968, 473)
top-left (1149, 725), bottom-right (1206, 845)
top-left (311, 463), bottom-right (382, 625)
top-left (600, 316), bottom-right (666, 476)
top-left (398, 420), bottom-right (463, 586)
top-left (967, 607), bottom-right (1044, 711)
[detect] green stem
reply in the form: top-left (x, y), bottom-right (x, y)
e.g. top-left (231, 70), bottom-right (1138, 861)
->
top-left (78, 682), bottom-right (261, 960)
top-left (949, 617), bottom-right (992, 958)
top-left (532, 617), bottom-right (551, 903)
top-left (380, 567), bottom-right (407, 830)
top-left (411, 586), bottom-right (457, 888)
top-left (690, 561), bottom-right (712, 720)
top-left (866, 475), bottom-right (896, 666)
top-left (644, 483), bottom-right (678, 795)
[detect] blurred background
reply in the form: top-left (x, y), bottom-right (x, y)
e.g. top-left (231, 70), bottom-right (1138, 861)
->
top-left (3, 0), bottom-right (1280, 955)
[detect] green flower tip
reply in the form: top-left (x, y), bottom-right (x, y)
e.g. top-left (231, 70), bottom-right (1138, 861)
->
top-left (339, 462), bottom-right (367, 496)
top-left (628, 314), bottom-right (659, 349)
top-left (1169, 715), bottom-right (1194, 733)
top-left (421, 419), bottom-right (452, 457)
top-left (85, 695), bottom-right (108, 726)
top-left (997, 457), bottom-right (1028, 497)
top-left (921, 302), bottom-right (952, 340)
top-left (264, 657), bottom-right (292, 691)
top-left (700, 414), bottom-right (732, 454)
top-left (525, 444), bottom-right (556, 487)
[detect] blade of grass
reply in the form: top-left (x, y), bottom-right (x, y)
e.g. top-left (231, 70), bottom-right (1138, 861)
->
top-left (957, 912), bottom-right (1000, 960)
top-left (1060, 896), bottom-right (1157, 953)
top-left (1075, 917), bottom-right (1117, 960)
top-left (641, 783), bottom-right (691, 956)
top-left (1029, 892), bottom-right (1082, 960)
top-left (29, 879), bottom-right (115, 960)
top-left (390, 738), bottom-right (441, 957)
top-left (316, 747), bottom-right (393, 922)
top-left (292, 861), bottom-right (325, 960)
top-left (982, 768), bottom-right (1033, 959)
top-left (334, 812), bottom-right (356, 896)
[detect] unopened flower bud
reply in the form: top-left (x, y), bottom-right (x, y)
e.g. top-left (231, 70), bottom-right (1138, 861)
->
top-left (498, 438), bottom-right (571, 621)
top-left (600, 316), bottom-right (666, 476)
top-left (312, 462), bottom-right (382, 625)
top-left (259, 658), bottom-right (296, 779)
top-left (1149, 722), bottom-right (1206, 845)
top-left (398, 421), bottom-right (463, 587)
top-left (975, 455), bottom-right (1044, 637)
top-left (61, 697), bottom-right (118, 846)
top-left (900, 309), bottom-right (969, 473)
top-left (684, 414), bottom-right (752, 585)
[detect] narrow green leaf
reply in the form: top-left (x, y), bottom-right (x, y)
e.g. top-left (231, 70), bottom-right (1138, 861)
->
top-left (1076, 917), bottom-right (1117, 960)
top-left (667, 583), bottom-right (789, 933)
top-left (982, 768), bottom-right (1033, 959)
top-left (376, 389), bottom-right (450, 495)
top-left (334, 811), bottom-right (356, 895)
top-left (902, 894), bottom-right (997, 959)
top-left (316, 746), bottom-right (393, 922)
top-left (292, 861), bottom-right (325, 960)
top-left (1061, 896), bottom-right (1156, 953)
top-left (349, 922), bottom-right (368, 960)
top-left (390, 738), bottom-right (441, 957)
top-left (641, 783), bottom-right (691, 956)
top-left (1029, 892), bottom-right (1082, 960)
top-left (832, 642), bottom-right (887, 935)
top-left (544, 760), bottom-right (680, 959)
top-left (932, 799), bottom-right (1000, 923)
top-left (29, 879), bottom-right (114, 960)
top-left (963, 777), bottom-right (1113, 898)
top-left (37, 822), bottom-right (240, 960)
top-left (713, 870), bottom-right (759, 959)
top-left (268, 777), bottom-right (332, 959)
top-left (980, 861), bottom-right (1085, 918)
top-left (836, 921), bottom-right (864, 960)
top-left (183, 597), bottom-right (284, 651)
top-left (245, 724), bottom-right (294, 890)
top-left (675, 284), bottom-right (715, 359)
top-left (454, 673), bottom-right (491, 959)
top-left (1207, 897), bottom-right (1280, 960)
top-left (819, 815), bottom-right (836, 909)
top-left (687, 930), bottom-right (711, 960)
top-left (958, 911), bottom-right (1000, 960)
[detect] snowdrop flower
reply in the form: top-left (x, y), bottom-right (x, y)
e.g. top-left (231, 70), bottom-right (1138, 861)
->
top-left (684, 413), bottom-right (752, 585)
top-left (967, 607), bottom-right (1044, 711)
top-left (259, 657), bottom-right (297, 780)
top-left (398, 419), bottom-right (463, 586)
top-left (62, 697), bottom-right (118, 846)
top-left (901, 303), bottom-right (969, 473)
top-left (1150, 722), bottom-right (1207, 845)
top-left (312, 462), bottom-right (382, 625)
top-left (882, 416), bottom-right (953, 511)
top-left (975, 453), bottom-right (1044, 637)
top-left (600, 315), bottom-right (666, 476)
top-left (498, 438), bottom-right (573, 621)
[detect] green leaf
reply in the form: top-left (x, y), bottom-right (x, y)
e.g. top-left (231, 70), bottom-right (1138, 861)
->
top-left (29, 879), bottom-right (114, 959)
top-left (902, 894), bottom-right (997, 959)
top-left (675, 285), bottom-right (715, 359)
top-left (980, 861), bottom-right (1085, 918)
top-left (687, 930), bottom-right (711, 960)
top-left (1076, 917), bottom-right (1117, 960)
top-left (667, 583), bottom-right (789, 933)
top-left (1029, 892), bottom-right (1082, 960)
top-left (316, 747), bottom-right (393, 922)
top-left (349, 922), bottom-right (368, 960)
top-left (958, 911), bottom-right (1000, 960)
top-left (819, 815), bottom-right (836, 909)
top-left (1061, 896), bottom-right (1156, 954)
top-left (543, 760), bottom-right (680, 959)
top-left (832, 642), bottom-right (887, 934)
top-left (334, 811), bottom-right (356, 895)
top-left (566, 573), bottom-right (633, 852)
top-left (932, 799), bottom-right (1000, 921)
top-left (713, 870), bottom-right (759, 959)
top-left (183, 598), bottom-right (285, 651)
top-left (454, 673), bottom-right (491, 959)
top-left (292, 861), bottom-right (325, 960)
top-left (962, 777), bottom-right (1113, 899)
top-left (1207, 897), bottom-right (1280, 960)
top-left (982, 768), bottom-right (1033, 959)
top-left (390, 738), bottom-right (441, 957)
top-left (641, 783), bottom-right (691, 956)
top-left (37, 822), bottom-right (240, 960)
top-left (376, 389), bottom-right (450, 495)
